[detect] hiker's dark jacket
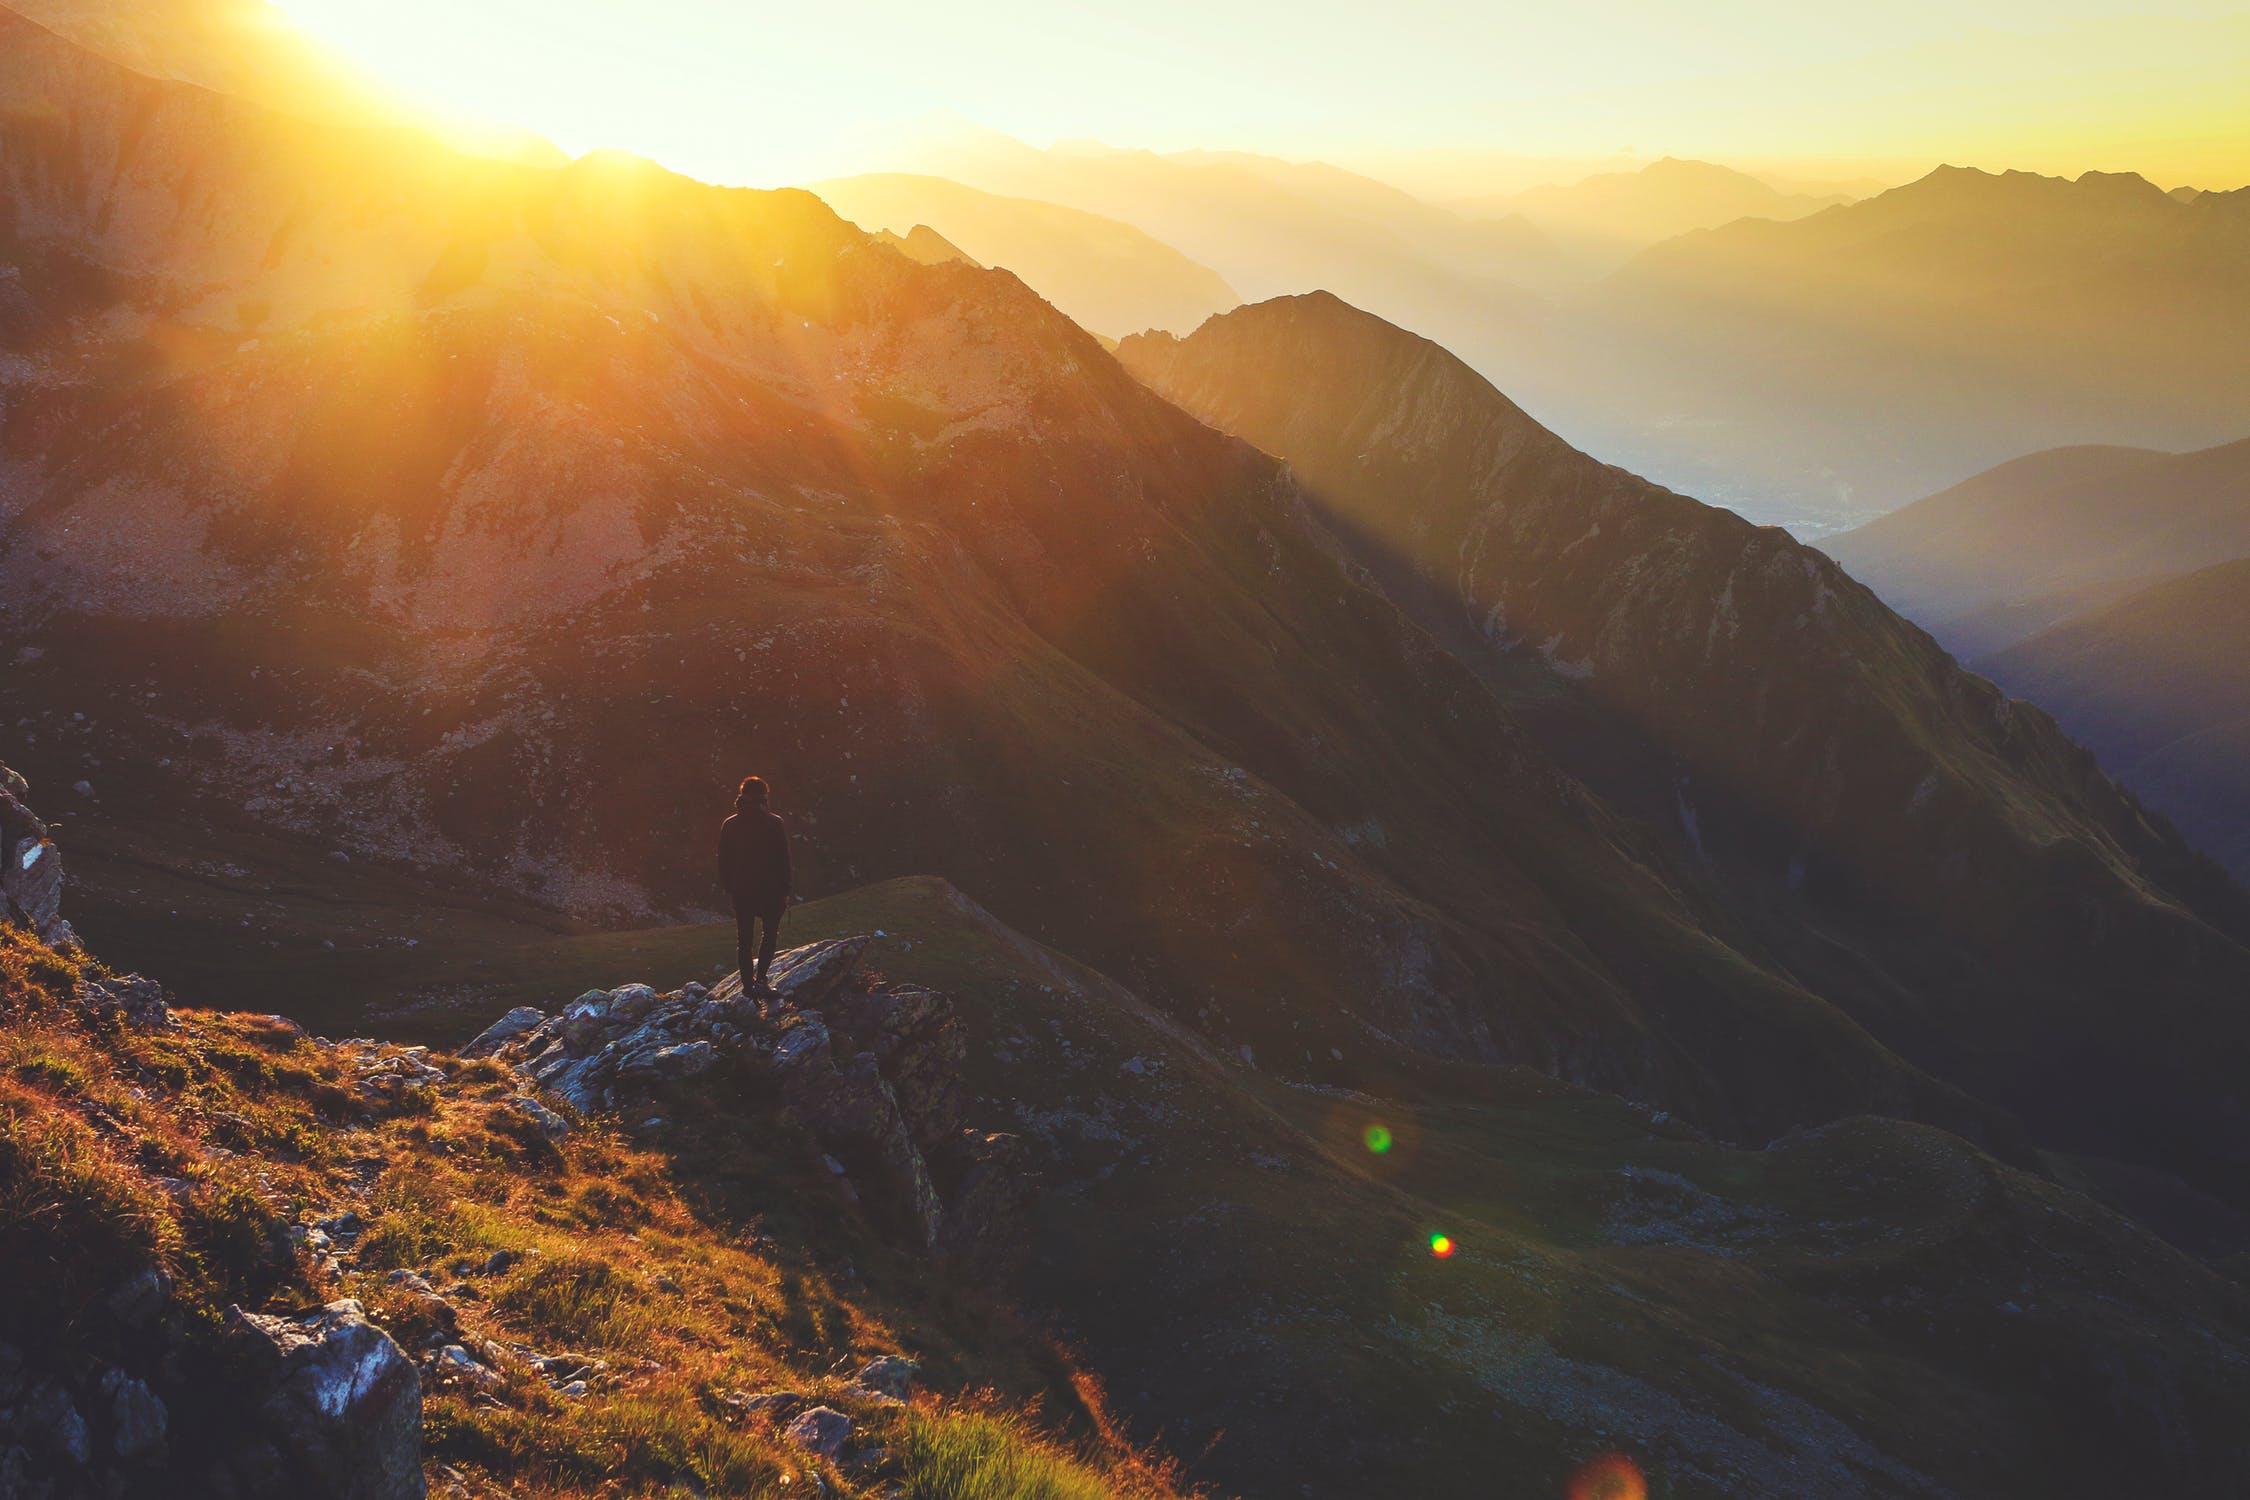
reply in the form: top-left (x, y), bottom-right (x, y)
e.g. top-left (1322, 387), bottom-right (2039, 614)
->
top-left (717, 808), bottom-right (791, 910)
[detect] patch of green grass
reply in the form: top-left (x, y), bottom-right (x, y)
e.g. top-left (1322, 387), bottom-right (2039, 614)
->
top-left (904, 1408), bottom-right (1130, 1500)
top-left (495, 1252), bottom-right (657, 1349)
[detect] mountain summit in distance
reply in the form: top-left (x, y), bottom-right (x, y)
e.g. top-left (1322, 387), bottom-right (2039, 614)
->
top-left (1570, 165), bottom-right (2250, 521)
top-left (7, 2), bottom-right (2250, 1497)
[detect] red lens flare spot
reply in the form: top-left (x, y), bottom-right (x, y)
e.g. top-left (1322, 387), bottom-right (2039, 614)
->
top-left (1428, 1233), bottom-right (1455, 1258)
top-left (1567, 1452), bottom-right (1647, 1500)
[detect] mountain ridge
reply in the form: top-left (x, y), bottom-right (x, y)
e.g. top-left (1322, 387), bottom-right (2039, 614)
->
top-left (1119, 291), bottom-right (2250, 1198)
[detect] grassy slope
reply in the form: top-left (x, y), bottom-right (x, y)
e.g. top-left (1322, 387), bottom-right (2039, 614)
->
top-left (0, 919), bottom-right (1199, 1500)
top-left (384, 875), bottom-right (2250, 1500)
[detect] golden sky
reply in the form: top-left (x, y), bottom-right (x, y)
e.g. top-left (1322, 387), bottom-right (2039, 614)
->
top-left (274, 0), bottom-right (2250, 191)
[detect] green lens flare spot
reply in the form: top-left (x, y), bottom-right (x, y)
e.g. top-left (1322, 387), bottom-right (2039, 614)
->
top-left (1363, 1124), bottom-right (1393, 1154)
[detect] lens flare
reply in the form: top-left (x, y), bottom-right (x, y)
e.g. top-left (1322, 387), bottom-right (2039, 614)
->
top-left (1363, 1124), bottom-right (1393, 1154)
top-left (1428, 1233), bottom-right (1455, 1258)
top-left (1566, 1452), bottom-right (1647, 1500)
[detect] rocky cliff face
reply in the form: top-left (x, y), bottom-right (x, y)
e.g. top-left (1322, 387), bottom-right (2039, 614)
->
top-left (1119, 292), bottom-right (2250, 1201)
top-left (0, 761), bottom-right (68, 945)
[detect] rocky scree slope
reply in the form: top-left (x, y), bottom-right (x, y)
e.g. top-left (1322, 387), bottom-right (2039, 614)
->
top-left (0, 8), bottom-right (2034, 1156)
top-left (1119, 292), bottom-right (2250, 1202)
top-left (0, 760), bottom-right (1198, 1500)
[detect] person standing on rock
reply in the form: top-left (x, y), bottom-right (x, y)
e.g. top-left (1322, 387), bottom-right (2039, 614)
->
top-left (718, 775), bottom-right (792, 994)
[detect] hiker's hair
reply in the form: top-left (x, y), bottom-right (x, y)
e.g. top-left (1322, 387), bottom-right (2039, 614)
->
top-left (737, 775), bottom-right (769, 804)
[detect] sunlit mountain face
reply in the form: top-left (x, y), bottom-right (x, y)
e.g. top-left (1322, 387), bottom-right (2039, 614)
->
top-left (6, 3), bottom-right (2250, 1500)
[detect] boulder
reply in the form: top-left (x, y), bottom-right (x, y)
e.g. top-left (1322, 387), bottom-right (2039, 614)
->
top-left (461, 1007), bottom-right (545, 1059)
top-left (226, 1298), bottom-right (424, 1500)
top-left (502, 1094), bottom-right (571, 1142)
top-left (95, 1369), bottom-right (166, 1464)
top-left (936, 1133), bottom-right (1034, 1278)
top-left (854, 1356), bottom-right (918, 1402)
top-left (0, 763), bottom-right (68, 945)
top-left (76, 974), bottom-right (171, 1028)
top-left (783, 1405), bottom-right (852, 1460)
top-left (615, 1039), bottom-right (718, 1084)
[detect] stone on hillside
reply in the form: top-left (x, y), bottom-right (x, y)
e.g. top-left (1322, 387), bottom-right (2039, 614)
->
top-left (711, 936), bottom-right (870, 1010)
top-left (461, 1007), bottom-right (545, 1058)
top-left (854, 1356), bottom-right (917, 1402)
top-left (226, 1298), bottom-right (424, 1500)
top-left (936, 1133), bottom-right (1034, 1278)
top-left (772, 1018), bottom-right (833, 1073)
top-left (0, 764), bottom-right (68, 946)
top-left (503, 1094), bottom-right (571, 1141)
top-left (783, 1405), bottom-right (852, 1459)
top-left (96, 1369), bottom-right (166, 1463)
top-left (617, 1039), bottom-right (718, 1084)
top-left (20, 1379), bottom-right (89, 1469)
top-left (76, 974), bottom-right (171, 1028)
top-left (106, 1266), bottom-right (172, 1330)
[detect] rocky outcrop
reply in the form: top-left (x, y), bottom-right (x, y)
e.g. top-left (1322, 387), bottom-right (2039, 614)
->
top-left (221, 1299), bottom-right (424, 1500)
top-left (0, 761), bottom-right (70, 947)
top-left (475, 939), bottom-right (1026, 1266)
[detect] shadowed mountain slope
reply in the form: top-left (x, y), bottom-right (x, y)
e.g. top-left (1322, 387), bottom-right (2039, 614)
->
top-left (7, 0), bottom-right (2250, 1214)
top-left (1984, 559), bottom-right (2250, 884)
top-left (1573, 166), bottom-right (2250, 523)
top-left (1119, 292), bottom-right (2250, 1200)
top-left (811, 173), bottom-right (1238, 338)
top-left (0, 6), bottom-right (2007, 1158)
top-left (1822, 437), bottom-right (2250, 656)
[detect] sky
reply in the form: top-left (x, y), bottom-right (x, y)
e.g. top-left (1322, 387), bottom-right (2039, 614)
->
top-left (273, 0), bottom-right (2250, 192)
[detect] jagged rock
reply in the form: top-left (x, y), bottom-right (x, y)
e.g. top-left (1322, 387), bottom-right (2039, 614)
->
top-left (783, 1405), bottom-right (852, 1460)
top-left (106, 1267), bottom-right (172, 1330)
top-left (854, 1356), bottom-right (917, 1402)
top-left (96, 1369), bottom-right (166, 1463)
top-left (0, 763), bottom-right (68, 946)
top-left (225, 1298), bottom-right (424, 1500)
top-left (461, 1007), bottom-right (545, 1059)
top-left (75, 974), bottom-right (171, 1028)
top-left (709, 936), bottom-right (871, 1011)
top-left (472, 937), bottom-right (1025, 1265)
top-left (790, 1051), bottom-right (943, 1247)
top-left (616, 1038), bottom-right (718, 1084)
top-left (772, 1019), bottom-right (833, 1073)
top-left (502, 1094), bottom-right (570, 1141)
top-left (430, 1346), bottom-right (501, 1393)
top-left (935, 1133), bottom-right (1033, 1278)
top-left (722, 1389), bottom-right (808, 1421)
top-left (20, 1379), bottom-right (89, 1469)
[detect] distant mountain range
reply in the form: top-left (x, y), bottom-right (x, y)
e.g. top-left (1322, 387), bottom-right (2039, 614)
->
top-left (1823, 437), bottom-right (2250, 886)
top-left (1575, 167), bottom-right (2250, 522)
top-left (10, 3), bottom-right (2250, 1492)
top-left (1985, 560), bottom-right (2250, 885)
top-left (871, 128), bottom-right (1572, 404)
top-left (1456, 156), bottom-right (1851, 275)
top-left (810, 172), bottom-right (1238, 338)
top-left (1823, 438), bottom-right (2250, 657)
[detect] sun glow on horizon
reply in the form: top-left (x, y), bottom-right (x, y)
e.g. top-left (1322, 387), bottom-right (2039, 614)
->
top-left (272, 0), bottom-right (2250, 194)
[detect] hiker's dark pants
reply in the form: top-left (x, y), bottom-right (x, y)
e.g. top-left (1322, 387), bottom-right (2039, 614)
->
top-left (733, 895), bottom-right (783, 986)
